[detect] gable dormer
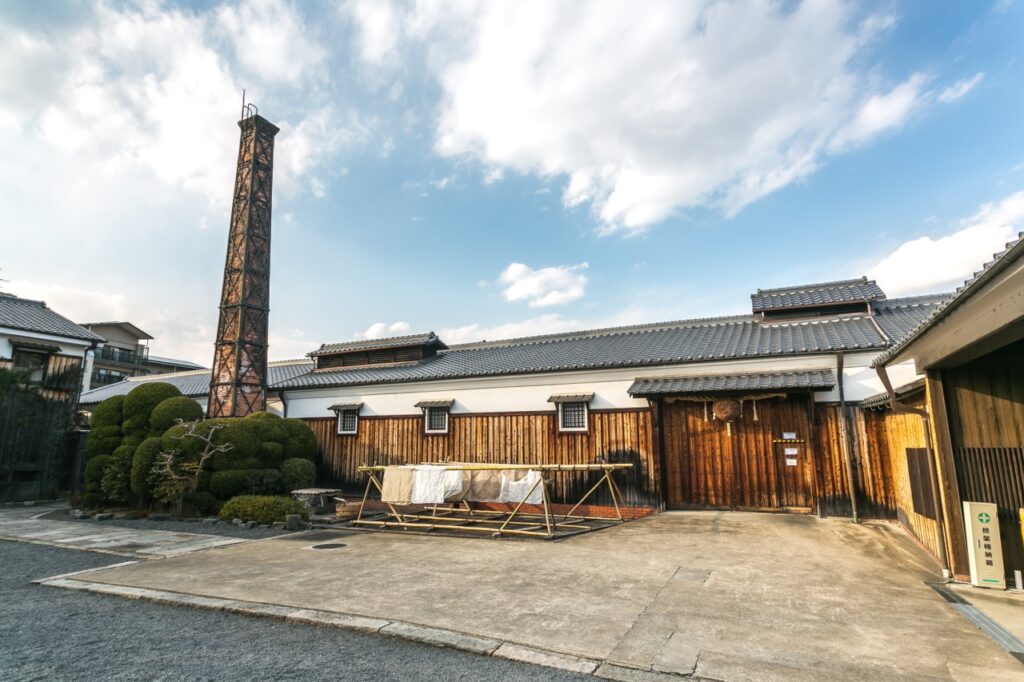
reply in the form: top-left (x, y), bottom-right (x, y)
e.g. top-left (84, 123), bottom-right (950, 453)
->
top-left (309, 332), bottom-right (447, 370)
top-left (751, 277), bottom-right (885, 320)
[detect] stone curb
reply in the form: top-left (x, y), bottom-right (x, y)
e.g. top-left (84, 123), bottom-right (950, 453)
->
top-left (38, 577), bottom-right (696, 678)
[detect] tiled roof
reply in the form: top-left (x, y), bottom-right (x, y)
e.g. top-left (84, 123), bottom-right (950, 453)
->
top-left (276, 295), bottom-right (941, 391)
top-left (79, 359), bottom-right (313, 405)
top-left (751, 277), bottom-right (885, 312)
top-left (860, 378), bottom-right (926, 409)
top-left (309, 332), bottom-right (447, 357)
top-left (628, 369), bottom-right (835, 397)
top-left (873, 231), bottom-right (1024, 367)
top-left (870, 294), bottom-right (951, 341)
top-left (0, 293), bottom-right (105, 343)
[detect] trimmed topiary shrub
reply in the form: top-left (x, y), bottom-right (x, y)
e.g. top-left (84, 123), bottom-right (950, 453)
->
top-left (150, 396), bottom-right (204, 435)
top-left (243, 411), bottom-right (288, 444)
top-left (131, 437), bottom-right (163, 505)
top-left (183, 490), bottom-right (221, 516)
top-left (121, 415), bottom-right (150, 439)
top-left (84, 454), bottom-right (112, 496)
top-left (86, 425), bottom-right (122, 458)
top-left (280, 458), bottom-right (316, 492)
top-left (123, 382), bottom-right (182, 426)
top-left (101, 445), bottom-right (135, 504)
top-left (160, 422), bottom-right (203, 459)
top-left (260, 468), bottom-right (283, 494)
top-left (209, 469), bottom-right (262, 499)
top-left (281, 418), bottom-right (317, 461)
top-left (91, 395), bottom-right (124, 429)
top-left (218, 495), bottom-right (308, 525)
top-left (210, 418), bottom-right (261, 461)
top-left (121, 434), bottom-right (144, 448)
top-left (259, 441), bottom-right (285, 468)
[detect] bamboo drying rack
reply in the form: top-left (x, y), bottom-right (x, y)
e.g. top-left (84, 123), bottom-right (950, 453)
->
top-left (352, 463), bottom-right (633, 539)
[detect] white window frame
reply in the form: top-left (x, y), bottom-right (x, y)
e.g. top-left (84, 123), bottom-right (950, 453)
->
top-left (424, 406), bottom-right (449, 434)
top-left (336, 409), bottom-right (359, 435)
top-left (557, 401), bottom-right (589, 433)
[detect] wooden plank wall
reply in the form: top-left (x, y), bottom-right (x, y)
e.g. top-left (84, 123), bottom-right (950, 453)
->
top-left (815, 405), bottom-right (897, 518)
top-left (305, 409), bottom-right (660, 508)
top-left (857, 397), bottom-right (942, 561)
top-left (660, 396), bottom-right (817, 511)
top-left (942, 338), bottom-right (1024, 577)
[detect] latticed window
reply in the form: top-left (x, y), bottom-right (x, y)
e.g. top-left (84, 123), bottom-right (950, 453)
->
top-left (337, 409), bottom-right (359, 435)
top-left (559, 401), bottom-right (588, 432)
top-left (425, 406), bottom-right (449, 433)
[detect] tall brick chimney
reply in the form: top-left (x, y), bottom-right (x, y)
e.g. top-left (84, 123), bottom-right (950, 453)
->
top-left (207, 106), bottom-right (279, 417)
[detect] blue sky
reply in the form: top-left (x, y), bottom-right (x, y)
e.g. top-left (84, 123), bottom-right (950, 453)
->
top-left (1, 1), bottom-right (1023, 363)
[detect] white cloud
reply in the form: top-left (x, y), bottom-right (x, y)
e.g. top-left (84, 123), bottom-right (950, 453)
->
top-left (6, 280), bottom-right (131, 324)
top-left (360, 321), bottom-right (413, 339)
top-left (868, 191), bottom-right (1024, 296)
top-left (938, 73), bottom-right (984, 103)
top-left (440, 313), bottom-right (583, 345)
top-left (345, 1), bottom-right (942, 233)
top-left (217, 0), bottom-right (325, 84)
top-left (827, 73), bottom-right (929, 152)
top-left (6, 3), bottom-right (352, 207)
top-left (499, 262), bottom-right (589, 308)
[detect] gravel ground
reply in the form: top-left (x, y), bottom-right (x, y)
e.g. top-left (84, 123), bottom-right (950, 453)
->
top-left (40, 509), bottom-right (290, 539)
top-left (0, 540), bottom-right (588, 681)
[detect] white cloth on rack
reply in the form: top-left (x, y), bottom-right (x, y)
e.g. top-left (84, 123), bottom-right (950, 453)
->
top-left (409, 465), bottom-right (447, 504)
top-left (499, 470), bottom-right (543, 504)
top-left (442, 469), bottom-right (465, 500)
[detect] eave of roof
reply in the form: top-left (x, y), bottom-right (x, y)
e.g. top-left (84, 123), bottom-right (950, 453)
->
top-left (872, 232), bottom-right (1024, 368)
top-left (860, 378), bottom-right (926, 409)
top-left (628, 369), bottom-right (835, 397)
top-left (751, 277), bottom-right (885, 312)
top-left (0, 293), bottom-right (106, 343)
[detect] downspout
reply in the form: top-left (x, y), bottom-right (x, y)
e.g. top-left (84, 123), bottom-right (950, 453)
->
top-left (279, 390), bottom-right (289, 418)
top-left (836, 352), bottom-right (859, 523)
top-left (875, 364), bottom-right (951, 579)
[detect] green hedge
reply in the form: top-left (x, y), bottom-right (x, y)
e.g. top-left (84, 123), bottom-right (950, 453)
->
top-left (91, 395), bottom-right (124, 429)
top-left (259, 441), bottom-right (285, 468)
top-left (280, 458), bottom-right (316, 491)
top-left (130, 437), bottom-right (163, 505)
top-left (101, 445), bottom-right (135, 504)
top-left (218, 495), bottom-right (308, 525)
top-left (209, 468), bottom-right (284, 499)
top-left (123, 382), bottom-right (182, 425)
top-left (281, 418), bottom-right (317, 460)
top-left (243, 411), bottom-right (288, 444)
top-left (150, 396), bottom-right (204, 435)
top-left (86, 425), bottom-right (122, 458)
top-left (84, 454), bottom-right (111, 495)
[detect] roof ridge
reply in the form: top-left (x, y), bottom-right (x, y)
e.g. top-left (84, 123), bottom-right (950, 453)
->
top-left (753, 276), bottom-right (870, 295)
top-left (445, 313), bottom-right (758, 350)
top-left (0, 292), bottom-right (46, 306)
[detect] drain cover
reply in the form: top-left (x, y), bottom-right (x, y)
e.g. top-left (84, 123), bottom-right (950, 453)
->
top-left (310, 543), bottom-right (347, 550)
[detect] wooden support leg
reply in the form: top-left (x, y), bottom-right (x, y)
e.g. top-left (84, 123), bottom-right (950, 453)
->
top-left (497, 476), bottom-right (543, 535)
top-left (540, 477), bottom-right (553, 537)
top-left (564, 471), bottom-right (611, 519)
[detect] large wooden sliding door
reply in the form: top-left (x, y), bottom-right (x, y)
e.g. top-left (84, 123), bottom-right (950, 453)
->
top-left (661, 396), bottom-right (818, 511)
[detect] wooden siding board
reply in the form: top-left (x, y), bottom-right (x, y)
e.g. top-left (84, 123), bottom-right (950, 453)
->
top-left (307, 409), bottom-right (660, 508)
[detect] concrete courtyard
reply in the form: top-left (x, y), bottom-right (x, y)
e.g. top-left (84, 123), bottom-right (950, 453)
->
top-left (54, 511), bottom-right (1023, 680)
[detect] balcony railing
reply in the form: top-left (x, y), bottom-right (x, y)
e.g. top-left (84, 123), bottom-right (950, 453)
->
top-left (96, 345), bottom-right (148, 366)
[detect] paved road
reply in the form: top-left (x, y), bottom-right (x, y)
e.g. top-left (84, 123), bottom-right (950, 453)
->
top-left (1, 540), bottom-right (587, 681)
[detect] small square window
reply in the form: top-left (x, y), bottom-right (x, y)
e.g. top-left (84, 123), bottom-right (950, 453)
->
top-left (558, 401), bottom-right (588, 432)
top-left (425, 406), bottom-right (449, 434)
top-left (337, 409), bottom-right (359, 435)
top-left (13, 350), bottom-right (47, 384)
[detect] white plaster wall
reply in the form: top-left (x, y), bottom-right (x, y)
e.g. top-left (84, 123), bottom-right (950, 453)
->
top-left (0, 328), bottom-right (91, 360)
top-left (283, 353), bottom-right (922, 419)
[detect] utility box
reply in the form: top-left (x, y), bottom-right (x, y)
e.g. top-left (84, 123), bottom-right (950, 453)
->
top-left (963, 501), bottom-right (1005, 589)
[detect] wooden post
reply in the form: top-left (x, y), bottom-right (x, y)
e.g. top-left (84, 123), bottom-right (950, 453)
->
top-left (926, 370), bottom-right (969, 578)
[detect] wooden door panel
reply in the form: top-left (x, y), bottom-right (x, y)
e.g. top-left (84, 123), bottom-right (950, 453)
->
top-left (661, 397), bottom-right (816, 511)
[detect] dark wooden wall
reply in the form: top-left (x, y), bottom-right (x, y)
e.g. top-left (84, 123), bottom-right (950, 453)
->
top-left (305, 409), bottom-right (660, 508)
top-left (660, 396), bottom-right (818, 511)
top-left (856, 399), bottom-right (943, 561)
top-left (942, 338), bottom-right (1024, 578)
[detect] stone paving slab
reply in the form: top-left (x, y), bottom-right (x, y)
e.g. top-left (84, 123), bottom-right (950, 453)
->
top-left (0, 517), bottom-right (245, 558)
top-left (49, 512), bottom-right (1024, 681)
